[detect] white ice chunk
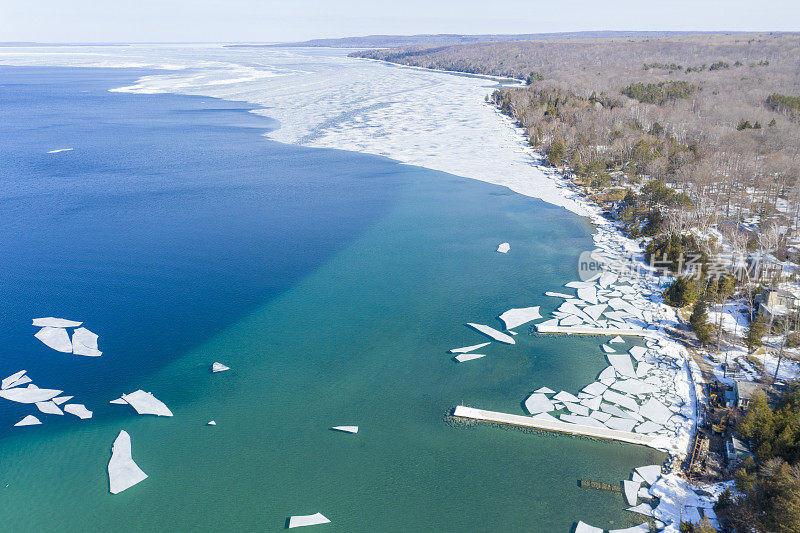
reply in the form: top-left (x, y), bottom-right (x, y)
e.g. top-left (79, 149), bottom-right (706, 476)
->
top-left (559, 315), bottom-right (583, 326)
top-left (603, 390), bottom-right (639, 412)
top-left (449, 342), bottom-right (490, 354)
top-left (564, 402), bottom-right (590, 416)
top-left (14, 415), bottom-right (41, 426)
top-left (498, 306), bottom-right (541, 329)
top-left (580, 396), bottom-right (603, 411)
top-left (496, 242), bottom-right (510, 253)
top-left (71, 327), bottom-right (102, 357)
top-left (288, 513), bottom-right (331, 528)
top-left (530, 412), bottom-right (559, 422)
top-left (635, 421), bottom-right (663, 434)
top-left (553, 391), bottom-right (580, 403)
top-left (565, 281), bottom-right (595, 289)
top-left (331, 426), bottom-right (358, 434)
top-left (560, 414), bottom-right (607, 428)
top-left (454, 353), bottom-right (486, 362)
top-left (610, 336), bottom-right (625, 344)
top-left (52, 395), bottom-right (73, 405)
top-left (211, 362), bottom-right (230, 373)
top-left (534, 387), bottom-right (555, 394)
top-left (109, 397), bottom-right (128, 404)
top-left (208, 420), bottom-right (216, 425)
top-left (121, 390), bottom-right (173, 417)
top-left (108, 430), bottom-right (148, 494)
top-left (466, 323), bottom-right (515, 344)
top-left (2, 370), bottom-right (27, 389)
top-left (590, 410), bottom-right (612, 422)
top-left (32, 317), bottom-right (82, 328)
top-left (582, 382), bottom-right (608, 397)
top-left (577, 286), bottom-right (598, 304)
top-left (598, 272), bottom-right (618, 287)
top-left (575, 521), bottom-right (603, 533)
top-left (524, 393), bottom-right (555, 414)
top-left (635, 464), bottom-right (662, 485)
top-left (36, 400), bottom-right (64, 415)
top-left (611, 380), bottom-right (658, 396)
top-left (0, 385), bottom-right (62, 404)
top-left (626, 503), bottom-right (654, 516)
top-left (635, 362), bottom-right (653, 378)
top-left (600, 403), bottom-right (644, 422)
top-left (545, 291), bottom-right (573, 299)
top-left (64, 403), bottom-right (93, 419)
top-left (607, 353), bottom-right (637, 378)
top-left (601, 344), bottom-right (616, 353)
top-left (605, 417), bottom-right (637, 432)
top-left (47, 148), bottom-right (73, 154)
top-left (34, 327), bottom-right (73, 353)
top-left (597, 366), bottom-right (616, 381)
top-left (639, 398), bottom-right (672, 425)
top-left (624, 479), bottom-right (642, 506)
top-left (8, 375), bottom-right (32, 388)
top-left (629, 346), bottom-right (648, 361)
top-left (584, 304), bottom-right (607, 321)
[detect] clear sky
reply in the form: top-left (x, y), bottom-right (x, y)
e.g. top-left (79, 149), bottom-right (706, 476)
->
top-left (3, 0), bottom-right (799, 43)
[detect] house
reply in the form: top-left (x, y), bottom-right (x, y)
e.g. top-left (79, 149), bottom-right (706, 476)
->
top-left (734, 380), bottom-right (761, 409)
top-left (726, 436), bottom-right (754, 464)
top-left (756, 287), bottom-right (798, 322)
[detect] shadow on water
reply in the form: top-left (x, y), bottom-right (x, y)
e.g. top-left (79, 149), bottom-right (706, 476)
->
top-left (0, 66), bottom-right (404, 433)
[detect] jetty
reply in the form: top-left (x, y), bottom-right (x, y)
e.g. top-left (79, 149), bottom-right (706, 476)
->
top-left (453, 406), bottom-right (659, 448)
top-left (534, 323), bottom-right (657, 337)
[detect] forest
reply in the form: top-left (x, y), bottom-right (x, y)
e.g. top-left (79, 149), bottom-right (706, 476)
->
top-left (353, 33), bottom-right (800, 259)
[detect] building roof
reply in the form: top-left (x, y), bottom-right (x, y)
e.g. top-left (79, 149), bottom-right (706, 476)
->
top-left (735, 380), bottom-right (761, 399)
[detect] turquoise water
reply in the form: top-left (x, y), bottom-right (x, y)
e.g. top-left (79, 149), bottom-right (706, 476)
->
top-left (0, 67), bottom-right (663, 531)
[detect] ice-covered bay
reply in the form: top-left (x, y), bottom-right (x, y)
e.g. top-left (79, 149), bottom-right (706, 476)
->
top-left (0, 44), bottom-right (588, 216)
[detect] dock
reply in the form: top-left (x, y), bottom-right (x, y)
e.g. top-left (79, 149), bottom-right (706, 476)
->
top-left (534, 323), bottom-right (657, 337)
top-left (453, 406), bottom-right (660, 448)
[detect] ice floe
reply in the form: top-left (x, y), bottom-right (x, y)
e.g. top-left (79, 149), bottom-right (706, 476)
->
top-left (449, 342), bottom-right (490, 354)
top-left (454, 353), bottom-right (486, 363)
top-left (639, 398), bottom-right (673, 425)
top-left (14, 415), bottom-right (41, 426)
top-left (211, 362), bottom-right (230, 373)
top-left (108, 430), bottom-right (148, 494)
top-left (553, 391), bottom-right (580, 403)
top-left (601, 344), bottom-right (616, 353)
top-left (118, 390), bottom-right (173, 417)
top-left (496, 242), bottom-right (510, 253)
top-left (36, 400), bottom-right (64, 415)
top-left (607, 353), bottom-right (637, 379)
top-left (0, 385), bottom-right (62, 403)
top-left (34, 326), bottom-right (73, 353)
top-left (208, 420), bottom-right (216, 425)
top-left (603, 390), bottom-right (640, 412)
top-left (524, 393), bottom-right (554, 414)
top-left (466, 323), bottom-right (515, 344)
top-left (635, 464), bottom-right (662, 486)
top-left (2, 370), bottom-right (27, 389)
top-left (52, 395), bottom-right (73, 405)
top-left (609, 525), bottom-right (649, 533)
top-left (605, 417), bottom-right (637, 432)
top-left (623, 479), bottom-right (642, 506)
top-left (288, 513), bottom-right (331, 528)
top-left (581, 382), bottom-right (608, 396)
top-left (534, 387), bottom-right (555, 394)
top-left (498, 306), bottom-right (541, 330)
top-left (71, 327), bottom-right (102, 356)
top-left (32, 317), bottom-right (82, 328)
top-left (575, 521), bottom-right (602, 533)
top-left (64, 403), bottom-right (93, 419)
top-left (626, 503), bottom-right (654, 516)
top-left (331, 426), bottom-right (358, 434)
top-left (610, 336), bottom-right (625, 344)
top-left (47, 148), bottom-right (73, 154)
top-left (610, 380), bottom-right (657, 396)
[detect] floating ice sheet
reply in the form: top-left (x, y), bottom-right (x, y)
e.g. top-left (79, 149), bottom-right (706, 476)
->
top-left (14, 415), bottom-right (41, 426)
top-left (120, 390), bottom-right (173, 417)
top-left (582, 382), bottom-right (608, 397)
top-left (639, 398), bottom-right (672, 425)
top-left (603, 390), bottom-right (639, 412)
top-left (449, 342), bottom-right (490, 354)
top-left (466, 323), bottom-right (515, 344)
top-left (108, 430), bottom-right (148, 494)
top-left (2, 370), bottom-right (27, 389)
top-left (626, 503), bottom-right (654, 516)
top-left (47, 148), bottom-right (73, 154)
top-left (605, 417), bottom-right (637, 432)
top-left (610, 336), bottom-right (625, 344)
top-left (611, 380), bottom-right (657, 396)
top-left (553, 391), bottom-right (580, 403)
top-left (635, 464), bottom-right (662, 486)
top-left (609, 524), bottom-right (649, 533)
top-left (32, 317), bottom-right (82, 328)
top-left (331, 426), bottom-right (358, 434)
top-left (534, 387), bottom-right (555, 394)
top-left (288, 513), bottom-right (330, 528)
top-left (496, 242), bottom-right (510, 253)
top-left (524, 393), bottom-right (554, 414)
top-left (211, 362), bottom-right (230, 373)
top-left (0, 385), bottom-right (62, 404)
top-left (601, 344), bottom-right (616, 353)
top-left (208, 420), bottom-right (216, 425)
top-left (575, 521), bottom-right (602, 533)
top-left (623, 479), bottom-right (642, 506)
top-left (607, 353), bottom-right (637, 379)
top-left (498, 306), bottom-right (541, 329)
top-left (64, 403), bottom-right (93, 419)
top-left (72, 328), bottom-right (102, 356)
top-left (34, 327), bottom-right (73, 353)
top-left (52, 395), bottom-right (73, 405)
top-left (36, 400), bottom-right (64, 415)
top-left (454, 353), bottom-right (486, 363)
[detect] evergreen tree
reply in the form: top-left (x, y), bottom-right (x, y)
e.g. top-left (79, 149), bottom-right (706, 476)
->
top-left (546, 137), bottom-right (567, 167)
top-left (690, 300), bottom-right (713, 345)
top-left (746, 315), bottom-right (767, 352)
